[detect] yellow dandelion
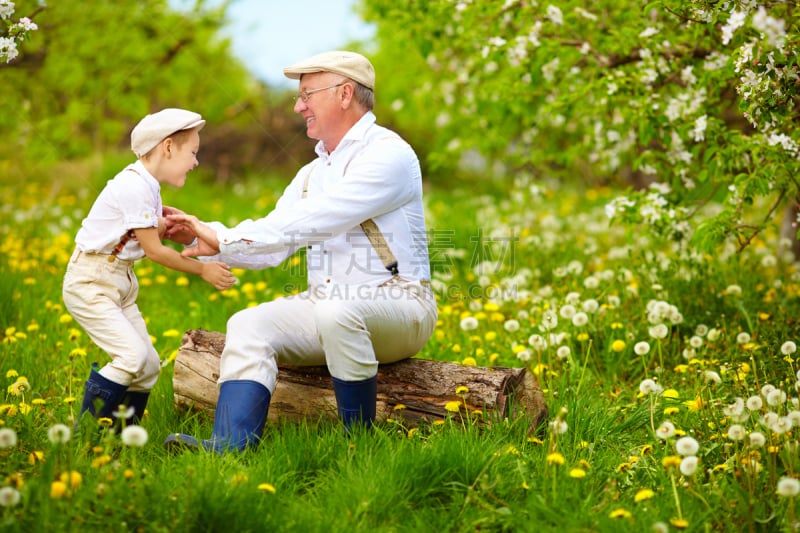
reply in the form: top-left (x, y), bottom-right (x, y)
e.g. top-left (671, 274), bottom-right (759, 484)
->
top-left (162, 329), bottom-right (181, 338)
top-left (489, 353), bottom-right (499, 364)
top-left (68, 328), bottom-right (82, 341)
top-left (60, 470), bottom-right (82, 489)
top-left (527, 437), bottom-right (543, 445)
top-left (461, 356), bottom-right (476, 366)
top-left (634, 488), bottom-right (655, 502)
top-left (611, 340), bottom-right (626, 353)
top-left (59, 314), bottom-right (73, 324)
top-left (1, 404), bottom-right (18, 416)
top-left (522, 480), bottom-right (530, 490)
top-left (662, 455), bottom-right (682, 468)
top-left (616, 462), bottom-right (632, 473)
top-left (432, 420), bottom-right (445, 426)
top-left (407, 428), bottom-right (418, 438)
top-left (546, 452), bottom-right (565, 465)
top-left (444, 401), bottom-right (462, 413)
top-left (393, 404), bottom-right (406, 411)
top-left (683, 397), bottom-right (703, 411)
top-left (485, 331), bottom-right (497, 341)
top-left (124, 469), bottom-right (135, 480)
top-left (5, 369), bottom-right (18, 378)
top-left (8, 377), bottom-right (30, 397)
top-left (435, 330), bottom-right (445, 341)
top-left (69, 347), bottom-right (87, 359)
top-left (670, 518), bottom-right (689, 529)
top-left (639, 444), bottom-right (654, 455)
top-left (91, 455), bottom-right (112, 468)
top-left (663, 406), bottom-right (680, 415)
top-left (569, 468), bottom-right (587, 479)
top-left (176, 276), bottom-right (189, 287)
top-left (455, 386), bottom-right (469, 395)
top-left (578, 440), bottom-right (589, 449)
top-left (230, 472), bottom-right (248, 486)
top-left (63, 397), bottom-right (76, 404)
top-left (484, 302), bottom-right (500, 312)
top-left (662, 388), bottom-right (680, 399)
top-left (257, 483), bottom-right (276, 494)
top-left (18, 403), bottom-right (31, 415)
top-left (50, 480), bottom-right (68, 499)
top-left (32, 398), bottom-right (46, 405)
top-left (577, 459), bottom-right (592, 470)
top-left (452, 344), bottom-right (462, 353)
top-left (577, 333), bottom-right (590, 342)
top-left (608, 508), bottom-right (632, 519)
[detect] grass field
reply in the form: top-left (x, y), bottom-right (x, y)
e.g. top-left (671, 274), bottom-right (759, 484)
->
top-left (1, 156), bottom-right (799, 532)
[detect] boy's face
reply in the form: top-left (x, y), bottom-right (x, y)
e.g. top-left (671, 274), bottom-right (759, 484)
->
top-left (162, 129), bottom-right (200, 187)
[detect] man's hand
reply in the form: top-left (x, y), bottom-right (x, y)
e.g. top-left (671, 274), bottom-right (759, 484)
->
top-left (162, 206), bottom-right (197, 245)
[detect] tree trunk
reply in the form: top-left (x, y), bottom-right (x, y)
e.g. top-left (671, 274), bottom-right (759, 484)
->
top-left (173, 329), bottom-right (548, 433)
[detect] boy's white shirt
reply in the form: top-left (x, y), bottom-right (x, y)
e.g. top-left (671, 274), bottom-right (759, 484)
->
top-left (73, 160), bottom-right (161, 260)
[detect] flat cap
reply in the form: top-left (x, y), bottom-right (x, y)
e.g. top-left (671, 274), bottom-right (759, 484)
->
top-left (131, 108), bottom-right (205, 158)
top-left (283, 50), bottom-right (375, 90)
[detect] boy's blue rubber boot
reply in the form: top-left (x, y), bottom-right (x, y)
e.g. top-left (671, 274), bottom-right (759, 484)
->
top-left (165, 380), bottom-right (271, 453)
top-left (122, 391), bottom-right (150, 425)
top-left (331, 375), bottom-right (378, 432)
top-left (78, 365), bottom-right (128, 421)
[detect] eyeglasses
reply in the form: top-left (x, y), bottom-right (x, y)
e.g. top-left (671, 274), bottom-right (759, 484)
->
top-left (294, 82), bottom-right (346, 103)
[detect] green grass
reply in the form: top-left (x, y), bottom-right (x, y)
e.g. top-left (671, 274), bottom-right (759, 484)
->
top-left (1, 155), bottom-right (799, 532)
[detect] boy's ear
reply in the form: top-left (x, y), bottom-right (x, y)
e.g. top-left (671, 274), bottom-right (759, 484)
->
top-left (161, 137), bottom-right (173, 157)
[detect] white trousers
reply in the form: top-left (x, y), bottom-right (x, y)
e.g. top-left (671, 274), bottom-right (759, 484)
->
top-left (62, 250), bottom-right (160, 392)
top-left (219, 279), bottom-right (438, 393)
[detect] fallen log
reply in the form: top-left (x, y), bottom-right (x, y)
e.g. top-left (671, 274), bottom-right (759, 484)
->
top-left (173, 329), bottom-right (548, 433)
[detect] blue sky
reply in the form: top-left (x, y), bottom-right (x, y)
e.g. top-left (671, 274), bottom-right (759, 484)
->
top-left (173, 0), bottom-right (376, 88)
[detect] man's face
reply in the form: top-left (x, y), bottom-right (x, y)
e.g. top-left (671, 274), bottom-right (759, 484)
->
top-left (293, 72), bottom-right (345, 143)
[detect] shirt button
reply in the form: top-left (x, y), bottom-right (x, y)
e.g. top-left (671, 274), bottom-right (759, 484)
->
top-left (326, 278), bottom-right (331, 283)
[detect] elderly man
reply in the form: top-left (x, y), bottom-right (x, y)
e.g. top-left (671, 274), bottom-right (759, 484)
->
top-left (165, 51), bottom-right (437, 452)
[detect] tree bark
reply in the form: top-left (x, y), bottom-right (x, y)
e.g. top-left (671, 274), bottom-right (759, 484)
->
top-left (173, 329), bottom-right (548, 433)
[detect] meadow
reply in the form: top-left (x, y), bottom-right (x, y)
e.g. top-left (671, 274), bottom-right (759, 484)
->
top-left (1, 157), bottom-right (799, 532)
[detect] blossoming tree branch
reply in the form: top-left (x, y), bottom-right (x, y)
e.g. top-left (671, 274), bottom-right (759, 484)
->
top-left (363, 0), bottom-right (799, 253)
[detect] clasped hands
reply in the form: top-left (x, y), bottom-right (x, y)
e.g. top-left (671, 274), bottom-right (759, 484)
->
top-left (161, 206), bottom-right (220, 258)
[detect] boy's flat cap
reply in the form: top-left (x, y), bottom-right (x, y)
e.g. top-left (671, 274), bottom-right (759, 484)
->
top-left (131, 108), bottom-right (205, 158)
top-left (283, 50), bottom-right (375, 90)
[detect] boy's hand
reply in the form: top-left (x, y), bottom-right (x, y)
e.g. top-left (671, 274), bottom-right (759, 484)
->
top-left (167, 214), bottom-right (221, 256)
top-left (200, 261), bottom-right (236, 291)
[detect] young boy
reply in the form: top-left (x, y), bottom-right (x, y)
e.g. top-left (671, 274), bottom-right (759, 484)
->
top-left (62, 108), bottom-right (234, 430)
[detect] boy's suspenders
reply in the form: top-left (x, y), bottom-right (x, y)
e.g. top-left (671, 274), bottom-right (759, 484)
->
top-left (300, 144), bottom-right (400, 275)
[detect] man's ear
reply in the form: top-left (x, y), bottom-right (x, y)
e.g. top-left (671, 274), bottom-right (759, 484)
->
top-left (340, 82), bottom-right (355, 108)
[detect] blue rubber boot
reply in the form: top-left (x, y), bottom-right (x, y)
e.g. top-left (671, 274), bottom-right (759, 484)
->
top-left (122, 391), bottom-right (150, 425)
top-left (165, 380), bottom-right (271, 453)
top-left (78, 365), bottom-right (128, 422)
top-left (331, 375), bottom-right (378, 432)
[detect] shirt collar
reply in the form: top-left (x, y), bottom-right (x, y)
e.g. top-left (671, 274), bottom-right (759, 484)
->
top-left (314, 111), bottom-right (377, 158)
top-left (130, 160), bottom-right (161, 192)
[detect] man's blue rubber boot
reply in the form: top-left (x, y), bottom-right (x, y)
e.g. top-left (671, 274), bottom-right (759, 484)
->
top-left (165, 380), bottom-right (271, 453)
top-left (331, 375), bottom-right (378, 431)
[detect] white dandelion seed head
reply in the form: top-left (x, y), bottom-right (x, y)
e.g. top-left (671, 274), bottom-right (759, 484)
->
top-left (120, 425), bottom-right (149, 447)
top-left (634, 341), bottom-right (651, 355)
top-left (504, 319), bottom-right (520, 333)
top-left (723, 397), bottom-right (745, 417)
top-left (581, 299), bottom-right (599, 313)
top-left (695, 324), bottom-right (709, 336)
top-left (556, 345), bottom-right (571, 360)
top-left (746, 395), bottom-right (763, 411)
top-left (541, 310), bottom-right (558, 330)
top-left (516, 349), bottom-right (532, 362)
top-left (680, 455), bottom-right (699, 476)
top-left (748, 431), bottom-right (766, 448)
top-left (727, 424), bottom-right (746, 441)
top-left (703, 371), bottom-right (721, 384)
top-left (0, 428), bottom-right (18, 449)
top-left (559, 304), bottom-right (577, 319)
top-left (777, 477), bottom-right (800, 498)
top-left (460, 316), bottom-right (479, 331)
top-left (787, 410), bottom-right (800, 427)
top-left (780, 341), bottom-right (797, 355)
top-left (572, 312), bottom-right (589, 327)
top-left (682, 348), bottom-right (696, 360)
top-left (689, 336), bottom-right (703, 348)
top-left (649, 324), bottom-right (669, 339)
top-left (770, 416), bottom-right (792, 434)
top-left (0, 486), bottom-right (21, 508)
top-left (656, 420), bottom-right (676, 439)
top-left (761, 384), bottom-right (777, 399)
top-left (113, 405), bottom-right (135, 420)
top-left (639, 378), bottom-right (663, 395)
top-left (676, 436), bottom-right (700, 456)
top-left (725, 284), bottom-right (743, 296)
top-left (550, 418), bottom-right (568, 434)
top-left (761, 411), bottom-right (779, 429)
top-left (528, 334), bottom-right (548, 351)
top-left (736, 332), bottom-right (751, 344)
top-left (565, 292), bottom-right (581, 305)
top-left (766, 389), bottom-right (786, 407)
top-left (47, 423), bottom-right (72, 444)
top-left (707, 328), bottom-right (721, 342)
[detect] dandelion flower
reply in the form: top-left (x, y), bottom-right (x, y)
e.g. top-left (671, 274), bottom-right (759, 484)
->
top-left (60, 471), bottom-right (82, 489)
top-left (113, 405), bottom-right (135, 419)
top-left (680, 456), bottom-right (699, 476)
top-left (7, 377), bottom-right (30, 397)
top-left (781, 341), bottom-right (797, 355)
top-left (689, 336), bottom-right (703, 348)
top-left (669, 517), bottom-right (689, 529)
top-left (736, 332), bottom-right (751, 344)
top-left (504, 319), bottom-right (520, 332)
top-left (0, 486), bottom-right (21, 507)
top-left (47, 424), bottom-right (71, 444)
top-left (634, 488), bottom-right (655, 502)
top-left (120, 425), bottom-right (148, 447)
top-left (675, 436), bottom-right (699, 456)
top-left (528, 334), bottom-right (547, 350)
top-left (777, 477), bottom-right (800, 498)
top-left (569, 468), bottom-right (586, 478)
top-left (546, 452), bottom-right (565, 465)
top-left (559, 304), bottom-right (576, 319)
top-left (0, 427), bottom-right (18, 448)
top-left (723, 397), bottom-right (745, 417)
top-left (556, 346), bottom-right (571, 359)
top-left (656, 421), bottom-right (676, 439)
top-left (703, 371), bottom-right (721, 384)
top-left (444, 401), bottom-right (461, 413)
top-left (609, 508), bottom-right (632, 519)
top-left (258, 482), bottom-right (276, 494)
top-left (648, 324), bottom-right (668, 339)
top-left (611, 340), bottom-right (626, 352)
top-left (766, 389), bottom-right (786, 407)
top-left (662, 455), bottom-right (682, 468)
top-left (50, 480), bottom-right (67, 499)
top-left (550, 418), bottom-right (568, 434)
top-left (541, 310), bottom-right (558, 330)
